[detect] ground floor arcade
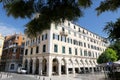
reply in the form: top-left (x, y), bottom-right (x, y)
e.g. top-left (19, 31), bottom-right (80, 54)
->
top-left (23, 55), bottom-right (100, 76)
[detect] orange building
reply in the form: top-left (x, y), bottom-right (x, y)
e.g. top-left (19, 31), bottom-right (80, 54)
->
top-left (1, 33), bottom-right (25, 72)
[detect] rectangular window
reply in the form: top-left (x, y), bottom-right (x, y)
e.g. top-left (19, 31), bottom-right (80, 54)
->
top-left (69, 47), bottom-right (72, 54)
top-left (79, 42), bottom-right (83, 46)
top-left (55, 23), bottom-right (58, 30)
top-left (91, 45), bottom-right (93, 49)
top-left (62, 46), bottom-right (65, 53)
top-left (73, 40), bottom-right (75, 45)
top-left (93, 52), bottom-right (94, 58)
top-left (31, 48), bottom-right (33, 54)
top-left (61, 36), bottom-right (66, 42)
top-left (28, 41), bottom-right (29, 45)
top-left (74, 32), bottom-right (76, 36)
top-left (62, 27), bottom-right (65, 31)
top-left (79, 34), bottom-right (81, 38)
top-left (68, 22), bottom-right (70, 26)
top-left (25, 49), bottom-right (28, 55)
top-left (58, 35), bottom-right (59, 40)
top-left (21, 49), bottom-right (24, 54)
top-left (68, 30), bottom-right (71, 34)
top-left (67, 38), bottom-right (69, 43)
top-left (43, 45), bottom-right (46, 52)
top-left (45, 33), bottom-right (47, 40)
top-left (88, 44), bottom-right (90, 48)
top-left (53, 34), bottom-right (59, 40)
top-left (96, 52), bottom-right (97, 58)
top-left (54, 44), bottom-right (58, 52)
top-left (26, 41), bottom-right (27, 46)
top-left (84, 50), bottom-right (87, 56)
top-left (36, 46), bottom-right (39, 53)
top-left (38, 36), bottom-right (40, 43)
top-left (80, 49), bottom-right (82, 56)
top-left (53, 34), bottom-right (55, 39)
top-left (88, 52), bottom-right (91, 57)
top-left (71, 39), bottom-right (72, 44)
top-left (74, 25), bottom-right (76, 29)
top-left (10, 64), bottom-right (14, 70)
top-left (42, 35), bottom-right (44, 41)
top-left (78, 28), bottom-right (80, 32)
top-left (84, 43), bottom-right (86, 47)
top-left (75, 48), bottom-right (77, 55)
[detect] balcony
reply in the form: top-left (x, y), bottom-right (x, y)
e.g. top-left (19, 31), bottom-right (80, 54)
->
top-left (9, 44), bottom-right (17, 48)
top-left (60, 31), bottom-right (68, 36)
top-left (28, 42), bottom-right (38, 48)
top-left (3, 47), bottom-right (9, 50)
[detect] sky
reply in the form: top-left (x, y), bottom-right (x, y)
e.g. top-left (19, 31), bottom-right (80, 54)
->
top-left (0, 1), bottom-right (120, 38)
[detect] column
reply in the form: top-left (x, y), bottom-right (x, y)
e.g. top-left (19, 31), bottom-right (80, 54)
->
top-left (79, 67), bottom-right (81, 73)
top-left (39, 59), bottom-right (42, 75)
top-left (73, 65), bottom-right (75, 76)
top-left (83, 67), bottom-right (86, 73)
top-left (47, 57), bottom-right (52, 76)
top-left (91, 67), bottom-right (94, 73)
top-left (27, 60), bottom-right (30, 74)
top-left (98, 67), bottom-right (101, 72)
top-left (32, 59), bottom-right (36, 74)
top-left (48, 27), bottom-right (53, 53)
top-left (66, 60), bottom-right (69, 75)
top-left (58, 62), bottom-right (61, 76)
top-left (87, 67), bottom-right (90, 73)
top-left (22, 58), bottom-right (25, 68)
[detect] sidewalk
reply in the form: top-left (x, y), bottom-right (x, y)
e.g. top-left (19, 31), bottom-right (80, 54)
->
top-left (25, 72), bottom-right (106, 80)
top-left (25, 74), bottom-right (81, 80)
top-left (0, 72), bottom-right (12, 79)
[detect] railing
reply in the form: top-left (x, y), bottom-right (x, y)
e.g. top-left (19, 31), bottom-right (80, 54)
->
top-left (4, 44), bottom-right (18, 50)
top-left (28, 42), bottom-right (38, 48)
top-left (60, 31), bottom-right (68, 36)
top-left (9, 44), bottom-right (17, 48)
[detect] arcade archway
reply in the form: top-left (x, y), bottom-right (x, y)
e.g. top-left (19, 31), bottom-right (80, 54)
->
top-left (52, 58), bottom-right (59, 75)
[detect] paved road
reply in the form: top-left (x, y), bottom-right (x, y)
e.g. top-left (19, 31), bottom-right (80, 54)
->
top-left (1, 73), bottom-right (38, 80)
top-left (0, 72), bottom-right (107, 80)
top-left (75, 72), bottom-right (107, 80)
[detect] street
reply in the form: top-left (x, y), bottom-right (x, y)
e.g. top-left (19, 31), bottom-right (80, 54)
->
top-left (0, 72), bottom-right (107, 80)
top-left (0, 73), bottom-right (38, 80)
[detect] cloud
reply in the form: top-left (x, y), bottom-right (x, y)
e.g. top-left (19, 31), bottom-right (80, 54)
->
top-left (0, 23), bottom-right (21, 36)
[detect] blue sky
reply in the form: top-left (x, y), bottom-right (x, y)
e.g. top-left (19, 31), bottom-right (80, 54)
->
top-left (0, 1), bottom-right (120, 37)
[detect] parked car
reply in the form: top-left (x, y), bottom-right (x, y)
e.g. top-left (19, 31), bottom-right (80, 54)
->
top-left (17, 67), bottom-right (27, 74)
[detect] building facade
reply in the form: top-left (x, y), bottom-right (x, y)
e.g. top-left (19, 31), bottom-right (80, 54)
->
top-left (23, 21), bottom-right (108, 76)
top-left (1, 33), bottom-right (25, 72)
top-left (0, 34), bottom-right (4, 60)
top-left (0, 34), bottom-right (4, 71)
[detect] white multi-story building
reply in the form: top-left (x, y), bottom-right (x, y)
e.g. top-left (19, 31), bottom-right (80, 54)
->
top-left (23, 21), bottom-right (108, 76)
top-left (0, 34), bottom-right (4, 60)
top-left (0, 34), bottom-right (4, 71)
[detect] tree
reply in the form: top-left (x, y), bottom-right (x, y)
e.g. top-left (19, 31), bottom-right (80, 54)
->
top-left (97, 48), bottom-right (118, 64)
top-left (0, 0), bottom-right (92, 37)
top-left (103, 18), bottom-right (120, 41)
top-left (96, 0), bottom-right (120, 41)
top-left (109, 40), bottom-right (120, 60)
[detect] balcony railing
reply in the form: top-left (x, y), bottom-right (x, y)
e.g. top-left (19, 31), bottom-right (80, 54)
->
top-left (28, 42), bottom-right (38, 47)
top-left (9, 44), bottom-right (17, 48)
top-left (60, 31), bottom-right (68, 36)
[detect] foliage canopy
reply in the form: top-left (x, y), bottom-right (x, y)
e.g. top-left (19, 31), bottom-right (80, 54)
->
top-left (109, 40), bottom-right (120, 60)
top-left (97, 48), bottom-right (118, 64)
top-left (96, 0), bottom-right (120, 41)
top-left (0, 0), bottom-right (92, 37)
